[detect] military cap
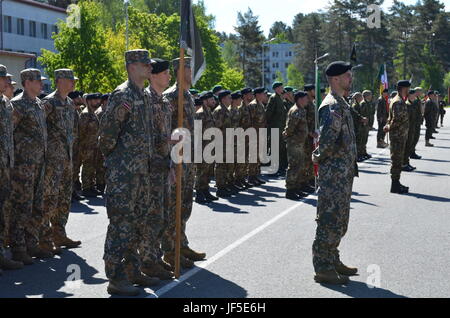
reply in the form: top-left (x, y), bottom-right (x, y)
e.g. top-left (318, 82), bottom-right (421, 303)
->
top-left (284, 86), bottom-right (294, 92)
top-left (382, 88), bottom-right (389, 93)
top-left (101, 93), bottom-right (110, 101)
top-left (396, 80), bottom-right (411, 88)
top-left (241, 87), bottom-right (253, 95)
top-left (68, 91), bottom-right (81, 99)
top-left (272, 81), bottom-right (283, 89)
top-left (199, 91), bottom-right (214, 101)
top-left (0, 64), bottom-right (12, 77)
top-left (254, 87), bottom-right (267, 94)
top-left (427, 90), bottom-right (435, 96)
top-left (125, 49), bottom-right (152, 65)
top-left (304, 84), bottom-right (315, 91)
top-left (390, 92), bottom-right (397, 98)
top-left (151, 58), bottom-right (170, 74)
top-left (231, 91), bottom-right (242, 100)
top-left (352, 92), bottom-right (362, 98)
top-left (20, 68), bottom-right (47, 82)
top-left (362, 90), bottom-right (372, 96)
top-left (212, 85), bottom-right (223, 94)
top-left (409, 89), bottom-right (416, 95)
top-left (218, 90), bottom-right (231, 100)
top-left (194, 98), bottom-right (202, 107)
top-left (414, 87), bottom-right (423, 91)
top-left (172, 57), bottom-right (192, 71)
top-left (189, 89), bottom-right (199, 95)
top-left (55, 68), bottom-right (78, 81)
top-left (294, 90), bottom-right (308, 102)
top-left (86, 93), bottom-right (102, 100)
top-left (325, 61), bottom-right (352, 76)
top-left (434, 91), bottom-right (440, 95)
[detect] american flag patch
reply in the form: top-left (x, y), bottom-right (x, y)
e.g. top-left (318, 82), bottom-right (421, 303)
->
top-left (122, 102), bottom-right (131, 111)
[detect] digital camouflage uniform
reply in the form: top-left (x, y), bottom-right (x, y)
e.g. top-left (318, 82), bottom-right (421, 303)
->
top-left (312, 92), bottom-right (357, 273)
top-left (424, 99), bottom-right (438, 141)
top-left (195, 104), bottom-right (215, 192)
top-left (411, 98), bottom-right (423, 154)
top-left (403, 98), bottom-right (419, 166)
top-left (141, 85), bottom-right (172, 265)
top-left (228, 105), bottom-right (241, 184)
top-left (284, 105), bottom-right (308, 190)
top-left (212, 103), bottom-right (232, 188)
top-left (266, 93), bottom-right (288, 170)
top-left (304, 100), bottom-right (316, 183)
top-left (236, 101), bottom-right (252, 180)
top-left (95, 107), bottom-right (107, 189)
top-left (79, 105), bottom-right (100, 191)
top-left (99, 79), bottom-right (154, 281)
top-left (162, 84), bottom-right (196, 252)
top-left (356, 99), bottom-right (371, 156)
top-left (10, 91), bottom-right (47, 253)
top-left (41, 90), bottom-right (75, 243)
top-left (0, 94), bottom-right (14, 250)
top-left (72, 107), bottom-right (82, 189)
top-left (387, 94), bottom-right (409, 181)
top-left (376, 96), bottom-right (389, 142)
top-left (248, 99), bottom-right (266, 177)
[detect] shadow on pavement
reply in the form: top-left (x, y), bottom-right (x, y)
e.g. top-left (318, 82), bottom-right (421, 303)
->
top-left (0, 250), bottom-right (107, 298)
top-left (406, 192), bottom-right (450, 203)
top-left (351, 198), bottom-right (378, 207)
top-left (70, 201), bottom-right (99, 215)
top-left (358, 169), bottom-right (387, 175)
top-left (206, 201), bottom-right (249, 214)
top-left (417, 158), bottom-right (450, 163)
top-left (320, 280), bottom-right (407, 298)
top-left (412, 170), bottom-right (450, 177)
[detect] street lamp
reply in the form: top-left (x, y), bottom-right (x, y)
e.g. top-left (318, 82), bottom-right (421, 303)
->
top-left (262, 38), bottom-right (276, 87)
top-left (314, 52), bottom-right (329, 131)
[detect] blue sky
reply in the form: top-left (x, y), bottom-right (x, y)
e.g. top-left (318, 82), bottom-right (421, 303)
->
top-left (196, 0), bottom-right (450, 36)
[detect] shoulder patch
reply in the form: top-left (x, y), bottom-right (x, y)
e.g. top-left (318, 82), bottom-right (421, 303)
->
top-left (122, 102), bottom-right (132, 112)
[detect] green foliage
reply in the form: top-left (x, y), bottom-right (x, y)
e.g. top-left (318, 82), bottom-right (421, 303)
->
top-left (218, 68), bottom-right (245, 91)
top-left (222, 40), bottom-right (240, 69)
top-left (275, 71), bottom-right (284, 83)
top-left (421, 45), bottom-right (445, 91)
top-left (286, 64), bottom-right (304, 89)
top-left (444, 72), bottom-right (450, 91)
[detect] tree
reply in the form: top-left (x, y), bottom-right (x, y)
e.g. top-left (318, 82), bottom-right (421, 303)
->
top-left (234, 8), bottom-right (264, 88)
top-left (421, 45), bottom-right (445, 92)
top-left (275, 70), bottom-right (284, 83)
top-left (222, 40), bottom-right (240, 69)
top-left (218, 68), bottom-right (245, 91)
top-left (286, 64), bottom-right (304, 89)
top-left (39, 1), bottom-right (119, 92)
top-left (269, 21), bottom-right (294, 43)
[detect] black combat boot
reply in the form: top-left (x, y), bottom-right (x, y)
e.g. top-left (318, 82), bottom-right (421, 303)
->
top-left (195, 191), bottom-right (209, 204)
top-left (216, 188), bottom-right (231, 198)
top-left (204, 190), bottom-right (218, 201)
top-left (286, 190), bottom-right (300, 200)
top-left (390, 180), bottom-right (408, 194)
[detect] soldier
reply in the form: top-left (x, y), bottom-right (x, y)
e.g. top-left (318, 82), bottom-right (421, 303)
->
top-left (40, 69), bottom-right (82, 254)
top-left (163, 57), bottom-right (206, 268)
top-left (303, 84), bottom-right (319, 193)
top-left (194, 97), bottom-right (202, 112)
top-left (438, 93), bottom-right (446, 128)
top-left (189, 89), bottom-right (199, 100)
top-left (248, 88), bottom-right (268, 183)
top-left (140, 58), bottom-right (176, 281)
top-left (266, 82), bottom-right (288, 175)
top-left (424, 90), bottom-right (438, 147)
top-left (99, 49), bottom-right (159, 296)
top-left (402, 89), bottom-right (419, 172)
top-left (376, 89), bottom-right (390, 149)
top-left (384, 80), bottom-right (411, 194)
top-left (358, 90), bottom-right (373, 160)
top-left (212, 90), bottom-right (235, 198)
top-left (311, 61), bottom-right (358, 285)
top-left (212, 85), bottom-right (222, 108)
top-left (409, 87), bottom-right (424, 160)
top-left (68, 91), bottom-right (84, 201)
top-left (4, 75), bottom-right (16, 100)
top-left (195, 91), bottom-right (219, 204)
top-left (10, 68), bottom-right (52, 264)
top-left (229, 91), bottom-right (244, 192)
top-left (79, 93), bottom-right (102, 197)
top-left (284, 86), bottom-right (295, 110)
top-left (0, 65), bottom-right (25, 273)
top-left (283, 91), bottom-right (309, 200)
top-left (94, 94), bottom-right (109, 195)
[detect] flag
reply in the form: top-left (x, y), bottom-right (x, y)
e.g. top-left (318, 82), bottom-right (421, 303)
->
top-left (377, 64), bottom-right (389, 112)
top-left (314, 65), bottom-right (321, 179)
top-left (350, 43), bottom-right (357, 63)
top-left (180, 0), bottom-right (206, 86)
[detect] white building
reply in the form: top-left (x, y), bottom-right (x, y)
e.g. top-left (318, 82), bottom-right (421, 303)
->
top-left (262, 42), bottom-right (296, 89)
top-left (0, 0), bottom-right (67, 90)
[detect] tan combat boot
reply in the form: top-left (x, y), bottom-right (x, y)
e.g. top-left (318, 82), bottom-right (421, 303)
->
top-left (11, 250), bottom-right (34, 265)
top-left (164, 252), bottom-right (194, 269)
top-left (335, 262), bottom-right (358, 276)
top-left (107, 279), bottom-right (140, 296)
top-left (158, 258), bottom-right (174, 272)
top-left (28, 246), bottom-right (53, 259)
top-left (129, 272), bottom-right (160, 287)
top-left (141, 263), bottom-right (175, 280)
top-left (181, 246), bottom-right (206, 262)
top-left (314, 269), bottom-right (350, 285)
top-left (0, 254), bottom-right (24, 270)
top-left (54, 236), bottom-right (81, 249)
top-left (39, 242), bottom-right (63, 256)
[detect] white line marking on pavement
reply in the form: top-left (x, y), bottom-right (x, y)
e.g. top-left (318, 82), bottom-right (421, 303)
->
top-left (147, 198), bottom-right (310, 298)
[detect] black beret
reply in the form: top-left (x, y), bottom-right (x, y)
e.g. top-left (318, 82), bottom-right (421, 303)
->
top-left (212, 85), bottom-right (223, 94)
top-left (294, 90), bottom-right (308, 102)
top-left (284, 86), bottom-right (294, 92)
top-left (254, 87), bottom-right (266, 94)
top-left (194, 98), bottom-right (202, 106)
top-left (272, 82), bottom-right (283, 89)
top-left (86, 93), bottom-right (102, 100)
top-left (434, 91), bottom-right (440, 95)
top-left (218, 90), bottom-right (231, 100)
top-left (199, 91), bottom-right (214, 101)
top-left (241, 87), bottom-right (253, 95)
top-left (151, 58), bottom-right (170, 74)
top-left (101, 93), bottom-right (110, 101)
top-left (427, 90), bottom-right (435, 96)
top-left (396, 80), bottom-right (411, 88)
top-left (68, 91), bottom-right (80, 99)
top-left (304, 84), bottom-right (315, 91)
top-left (325, 61), bottom-right (352, 76)
top-left (409, 89), bottom-right (416, 95)
top-left (231, 91), bottom-right (242, 100)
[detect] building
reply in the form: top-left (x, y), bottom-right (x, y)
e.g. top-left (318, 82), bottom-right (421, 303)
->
top-left (0, 0), bottom-right (67, 90)
top-left (262, 42), bottom-right (296, 90)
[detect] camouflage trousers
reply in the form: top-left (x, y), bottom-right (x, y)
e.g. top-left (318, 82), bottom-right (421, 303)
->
top-left (103, 172), bottom-right (152, 281)
top-left (215, 160), bottom-right (232, 188)
top-left (41, 158), bottom-right (73, 244)
top-left (285, 140), bottom-right (306, 190)
top-left (140, 169), bottom-right (170, 266)
top-left (312, 159), bottom-right (354, 273)
top-left (411, 122), bottom-right (421, 153)
top-left (9, 163), bottom-right (45, 252)
top-left (389, 135), bottom-right (407, 181)
top-left (73, 141), bottom-right (81, 187)
top-left (403, 125), bottom-right (415, 166)
top-left (80, 148), bottom-right (97, 190)
top-left (356, 126), bottom-right (370, 156)
top-left (304, 137), bottom-right (315, 183)
top-left (0, 167), bottom-right (11, 248)
top-left (162, 163), bottom-right (195, 252)
top-left (195, 162), bottom-right (213, 191)
top-left (235, 143), bottom-right (249, 179)
top-left (96, 149), bottom-right (106, 187)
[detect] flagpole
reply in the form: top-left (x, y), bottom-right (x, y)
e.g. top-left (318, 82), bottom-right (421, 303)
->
top-left (175, 47), bottom-right (185, 279)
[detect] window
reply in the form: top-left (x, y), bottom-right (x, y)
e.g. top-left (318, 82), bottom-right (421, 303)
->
top-left (3, 16), bottom-right (12, 33)
top-left (273, 52), bottom-right (276, 58)
top-left (17, 18), bottom-right (25, 35)
top-left (41, 23), bottom-right (48, 39)
top-left (52, 25), bottom-right (58, 35)
top-left (289, 51), bottom-right (292, 57)
top-left (272, 74), bottom-right (276, 80)
top-left (29, 21), bottom-right (36, 37)
top-left (285, 63), bottom-right (289, 68)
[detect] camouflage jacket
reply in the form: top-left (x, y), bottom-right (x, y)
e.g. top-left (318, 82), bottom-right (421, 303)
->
top-left (283, 105), bottom-right (309, 144)
top-left (314, 92), bottom-right (357, 166)
top-left (248, 100), bottom-right (266, 129)
top-left (0, 95), bottom-right (14, 168)
top-left (79, 106), bottom-right (99, 151)
top-left (424, 99), bottom-right (438, 125)
top-left (305, 100), bottom-right (316, 134)
top-left (406, 98), bottom-right (421, 129)
top-left (195, 105), bottom-right (215, 131)
top-left (388, 94), bottom-right (409, 138)
top-left (266, 93), bottom-right (287, 129)
top-left (11, 92), bottom-right (47, 165)
top-left (99, 80), bottom-right (154, 175)
top-left (359, 100), bottom-right (373, 119)
top-left (238, 101), bottom-right (252, 130)
top-left (377, 97), bottom-right (388, 122)
top-left (228, 105), bottom-right (241, 129)
top-left (42, 91), bottom-right (76, 161)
